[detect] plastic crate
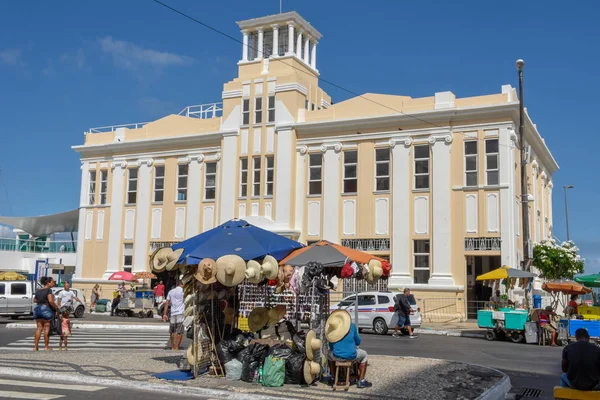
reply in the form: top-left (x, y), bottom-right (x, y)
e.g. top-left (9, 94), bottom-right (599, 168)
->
top-left (505, 311), bottom-right (528, 330)
top-left (477, 310), bottom-right (495, 328)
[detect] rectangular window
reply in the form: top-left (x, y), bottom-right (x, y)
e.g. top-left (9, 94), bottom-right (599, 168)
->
top-left (242, 99), bottom-right (250, 125)
top-left (253, 157), bottom-right (261, 197)
top-left (486, 139), bottom-right (499, 185)
top-left (255, 97), bottom-right (262, 124)
top-left (413, 239), bottom-right (430, 284)
top-left (249, 32), bottom-right (258, 59)
top-left (0, 283), bottom-right (4, 295)
top-left (414, 145), bottom-right (430, 190)
top-left (464, 141), bottom-right (478, 187)
top-left (267, 95), bottom-right (275, 123)
top-left (305, 99), bottom-right (309, 110)
top-left (375, 148), bottom-right (390, 191)
top-left (153, 165), bottom-right (164, 202)
top-left (278, 28), bottom-right (288, 55)
top-left (123, 243), bottom-right (133, 273)
top-left (263, 29), bottom-right (273, 58)
top-left (99, 170), bottom-right (108, 205)
top-left (240, 158), bottom-right (248, 198)
top-left (205, 162), bottom-right (217, 200)
top-left (88, 170), bottom-right (96, 205)
top-left (177, 164), bottom-right (188, 201)
top-left (127, 168), bottom-right (138, 204)
top-left (343, 150), bottom-right (358, 193)
top-left (308, 153), bottom-right (322, 195)
top-left (265, 156), bottom-right (274, 196)
top-left (10, 283), bottom-right (27, 295)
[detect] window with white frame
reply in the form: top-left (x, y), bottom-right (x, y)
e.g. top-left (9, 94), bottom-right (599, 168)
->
top-left (414, 145), bottom-right (430, 190)
top-left (267, 95), bottom-right (275, 123)
top-left (249, 32), bottom-right (258, 59)
top-left (308, 153), bottom-right (322, 195)
top-left (265, 156), bottom-right (274, 196)
top-left (263, 30), bottom-right (273, 58)
top-left (375, 148), bottom-right (390, 191)
top-left (240, 158), bottom-right (248, 198)
top-left (99, 170), bottom-right (108, 205)
top-left (255, 97), bottom-right (262, 124)
top-left (88, 170), bottom-right (97, 205)
top-left (485, 139), bottom-right (499, 185)
top-left (123, 243), bottom-right (133, 273)
top-left (177, 164), bottom-right (188, 201)
top-left (127, 168), bottom-right (137, 204)
top-left (343, 150), bottom-right (358, 193)
top-left (413, 239), bottom-right (430, 284)
top-left (153, 165), bottom-right (164, 202)
top-left (464, 141), bottom-right (478, 187)
top-left (242, 99), bottom-right (250, 125)
top-left (253, 157), bottom-right (261, 197)
top-left (278, 29), bottom-right (288, 55)
top-left (205, 162), bottom-right (217, 200)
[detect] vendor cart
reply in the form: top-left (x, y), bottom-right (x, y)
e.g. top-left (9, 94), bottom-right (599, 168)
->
top-left (478, 308), bottom-right (529, 343)
top-left (115, 288), bottom-right (155, 318)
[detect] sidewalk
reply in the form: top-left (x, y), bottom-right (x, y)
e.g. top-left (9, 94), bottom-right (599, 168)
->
top-left (0, 351), bottom-right (510, 400)
top-left (416, 320), bottom-right (486, 339)
top-left (5, 312), bottom-right (169, 331)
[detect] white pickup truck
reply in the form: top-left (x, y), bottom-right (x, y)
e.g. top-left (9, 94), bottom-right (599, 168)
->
top-left (0, 280), bottom-right (35, 319)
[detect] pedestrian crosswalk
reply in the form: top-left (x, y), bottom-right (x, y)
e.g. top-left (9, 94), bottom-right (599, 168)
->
top-left (0, 376), bottom-right (107, 399)
top-left (0, 329), bottom-right (170, 351)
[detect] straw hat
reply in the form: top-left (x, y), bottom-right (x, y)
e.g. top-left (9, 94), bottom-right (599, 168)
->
top-left (187, 342), bottom-right (203, 365)
top-left (165, 248), bottom-right (184, 271)
top-left (367, 259), bottom-right (383, 284)
top-left (268, 305), bottom-right (287, 325)
top-left (303, 360), bottom-right (321, 385)
top-left (261, 255), bottom-right (279, 280)
top-left (184, 305), bottom-right (193, 317)
top-left (248, 307), bottom-right (270, 332)
top-left (245, 260), bottom-right (263, 284)
top-left (305, 330), bottom-right (322, 362)
top-left (216, 255), bottom-right (246, 287)
top-left (181, 272), bottom-right (194, 286)
top-left (195, 258), bottom-right (217, 284)
top-left (152, 247), bottom-right (172, 272)
top-left (325, 310), bottom-right (352, 343)
top-left (184, 294), bottom-right (194, 307)
top-left (148, 248), bottom-right (160, 271)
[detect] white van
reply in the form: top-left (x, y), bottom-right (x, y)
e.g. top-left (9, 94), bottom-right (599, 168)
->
top-left (0, 280), bottom-right (35, 319)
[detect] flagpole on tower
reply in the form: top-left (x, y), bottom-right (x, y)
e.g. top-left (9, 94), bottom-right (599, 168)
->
top-left (280, 0), bottom-right (282, 13)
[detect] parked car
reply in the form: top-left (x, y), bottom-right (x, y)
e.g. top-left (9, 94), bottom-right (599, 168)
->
top-left (52, 287), bottom-right (86, 318)
top-left (0, 280), bottom-right (35, 319)
top-left (331, 291), bottom-right (421, 335)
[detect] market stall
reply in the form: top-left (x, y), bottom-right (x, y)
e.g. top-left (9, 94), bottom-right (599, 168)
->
top-left (108, 271), bottom-right (155, 318)
top-left (476, 266), bottom-right (536, 343)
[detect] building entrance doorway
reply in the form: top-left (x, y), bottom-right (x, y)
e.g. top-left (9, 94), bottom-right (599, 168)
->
top-left (466, 255), bottom-right (501, 319)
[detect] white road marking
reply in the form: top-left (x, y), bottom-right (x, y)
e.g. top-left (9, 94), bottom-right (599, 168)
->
top-left (0, 391), bottom-right (64, 399)
top-left (0, 379), bottom-right (105, 392)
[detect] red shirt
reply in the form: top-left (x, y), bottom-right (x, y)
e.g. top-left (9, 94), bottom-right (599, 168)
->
top-left (569, 300), bottom-right (579, 314)
top-left (154, 284), bottom-right (165, 297)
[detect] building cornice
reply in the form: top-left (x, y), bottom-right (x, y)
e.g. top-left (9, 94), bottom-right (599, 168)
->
top-left (237, 11), bottom-right (322, 41)
top-left (275, 82), bottom-right (308, 96)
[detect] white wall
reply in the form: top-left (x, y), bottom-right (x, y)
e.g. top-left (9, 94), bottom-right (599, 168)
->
top-left (0, 250), bottom-right (77, 274)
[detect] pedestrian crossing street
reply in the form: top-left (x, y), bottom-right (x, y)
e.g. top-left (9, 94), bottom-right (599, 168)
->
top-left (0, 377), bottom-right (107, 399)
top-left (0, 329), bottom-right (171, 351)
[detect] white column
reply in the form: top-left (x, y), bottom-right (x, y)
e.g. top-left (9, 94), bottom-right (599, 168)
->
top-left (548, 181), bottom-right (553, 237)
top-left (310, 41), bottom-right (317, 69)
top-left (256, 28), bottom-right (264, 59)
top-left (271, 25), bottom-right (279, 57)
top-left (242, 30), bottom-right (249, 61)
top-left (74, 162), bottom-right (89, 279)
top-left (106, 161), bottom-right (127, 277)
top-left (296, 30), bottom-right (303, 59)
top-left (275, 128), bottom-right (293, 228)
top-left (303, 37), bottom-right (310, 63)
top-left (389, 139), bottom-right (413, 288)
top-left (219, 134), bottom-right (238, 223)
top-left (499, 127), bottom-right (516, 269)
top-left (132, 159), bottom-right (152, 272)
top-left (531, 162), bottom-right (539, 243)
top-left (428, 135), bottom-right (455, 286)
top-left (541, 177), bottom-right (547, 240)
top-left (287, 22), bottom-right (295, 56)
top-left (322, 144), bottom-right (341, 243)
top-left (185, 156), bottom-right (203, 238)
top-left (295, 147), bottom-right (307, 240)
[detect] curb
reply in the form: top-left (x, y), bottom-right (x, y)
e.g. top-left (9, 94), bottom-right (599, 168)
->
top-left (6, 323), bottom-right (169, 331)
top-left (0, 367), bottom-right (285, 400)
top-left (415, 328), bottom-right (486, 338)
top-left (476, 370), bottom-right (511, 400)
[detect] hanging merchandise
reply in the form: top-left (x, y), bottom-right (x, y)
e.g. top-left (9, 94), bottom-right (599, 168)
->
top-left (341, 263), bottom-right (354, 278)
top-left (151, 247), bottom-right (172, 273)
top-left (245, 260), bottom-right (264, 284)
top-left (216, 255), bottom-right (246, 287)
top-left (268, 305), bottom-right (287, 326)
top-left (282, 265), bottom-right (294, 290)
top-left (382, 260), bottom-right (391, 277)
top-left (305, 330), bottom-right (322, 362)
top-left (166, 248), bottom-right (185, 271)
top-left (248, 307), bottom-right (270, 332)
top-left (366, 259), bottom-right (383, 284)
top-left (303, 360), bottom-right (321, 385)
top-left (350, 261), bottom-right (359, 275)
top-left (195, 258), bottom-right (217, 284)
top-left (289, 268), bottom-right (298, 294)
top-left (261, 255), bottom-right (279, 280)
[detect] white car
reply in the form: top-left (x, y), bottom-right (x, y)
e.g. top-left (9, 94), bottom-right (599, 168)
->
top-left (331, 291), bottom-right (421, 335)
top-left (52, 287), bottom-right (86, 318)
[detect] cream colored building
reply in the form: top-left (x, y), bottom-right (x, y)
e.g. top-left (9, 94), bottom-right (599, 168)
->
top-left (72, 12), bottom-right (558, 315)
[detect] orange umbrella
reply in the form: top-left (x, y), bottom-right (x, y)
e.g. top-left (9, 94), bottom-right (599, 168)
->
top-left (542, 281), bottom-right (592, 295)
top-left (134, 272), bottom-right (157, 280)
top-left (279, 240), bottom-right (386, 267)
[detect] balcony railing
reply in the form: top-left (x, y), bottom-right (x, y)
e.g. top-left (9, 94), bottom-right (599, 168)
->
top-left (464, 237), bottom-right (502, 251)
top-left (89, 122), bottom-right (150, 134)
top-left (178, 102), bottom-right (223, 119)
top-left (0, 238), bottom-right (77, 253)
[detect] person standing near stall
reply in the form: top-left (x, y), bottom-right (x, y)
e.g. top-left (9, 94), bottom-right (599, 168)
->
top-left (154, 280), bottom-right (165, 306)
top-left (162, 280), bottom-right (184, 350)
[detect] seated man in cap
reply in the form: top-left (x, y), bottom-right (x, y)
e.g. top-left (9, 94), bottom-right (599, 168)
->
top-left (540, 305), bottom-right (558, 346)
top-left (326, 310), bottom-right (372, 388)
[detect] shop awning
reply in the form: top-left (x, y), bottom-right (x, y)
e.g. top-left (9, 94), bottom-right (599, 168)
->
top-left (279, 240), bottom-right (387, 267)
top-left (476, 266), bottom-right (537, 281)
top-left (542, 281), bottom-right (592, 295)
top-left (0, 209), bottom-right (79, 237)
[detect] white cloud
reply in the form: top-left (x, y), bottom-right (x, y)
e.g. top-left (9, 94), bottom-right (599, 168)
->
top-left (0, 224), bottom-right (14, 237)
top-left (0, 49), bottom-right (22, 65)
top-left (97, 37), bottom-right (192, 70)
top-left (60, 48), bottom-right (85, 69)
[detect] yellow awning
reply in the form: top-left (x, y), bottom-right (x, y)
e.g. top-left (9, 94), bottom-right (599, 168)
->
top-left (476, 265), bottom-right (537, 281)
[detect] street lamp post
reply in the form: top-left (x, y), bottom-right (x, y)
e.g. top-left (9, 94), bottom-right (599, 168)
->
top-left (564, 185), bottom-right (574, 241)
top-left (517, 59), bottom-right (531, 271)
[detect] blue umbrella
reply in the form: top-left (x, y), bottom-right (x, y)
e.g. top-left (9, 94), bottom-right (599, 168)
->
top-left (171, 219), bottom-right (304, 263)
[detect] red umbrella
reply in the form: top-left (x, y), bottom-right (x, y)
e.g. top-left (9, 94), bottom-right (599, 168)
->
top-left (108, 271), bottom-right (137, 281)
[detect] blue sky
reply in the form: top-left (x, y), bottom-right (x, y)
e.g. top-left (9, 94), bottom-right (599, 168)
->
top-left (0, 1), bottom-right (598, 269)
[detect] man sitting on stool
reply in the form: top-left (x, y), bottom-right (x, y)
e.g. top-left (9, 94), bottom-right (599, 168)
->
top-left (561, 328), bottom-right (600, 390)
top-left (325, 309), bottom-right (372, 389)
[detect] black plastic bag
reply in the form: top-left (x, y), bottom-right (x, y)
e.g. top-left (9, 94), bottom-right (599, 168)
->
top-left (236, 346), bottom-right (251, 363)
top-left (216, 340), bottom-right (236, 364)
top-left (285, 353), bottom-right (306, 384)
top-left (231, 334), bottom-right (247, 352)
top-left (268, 343), bottom-right (294, 360)
top-left (292, 332), bottom-right (307, 354)
top-left (239, 343), bottom-right (270, 382)
top-left (250, 343), bottom-right (270, 362)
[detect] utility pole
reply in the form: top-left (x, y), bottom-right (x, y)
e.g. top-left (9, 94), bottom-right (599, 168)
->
top-left (517, 59), bottom-right (531, 271)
